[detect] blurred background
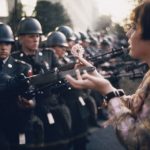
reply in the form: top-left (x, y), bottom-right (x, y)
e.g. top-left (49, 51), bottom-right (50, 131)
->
top-left (0, 0), bottom-right (141, 34)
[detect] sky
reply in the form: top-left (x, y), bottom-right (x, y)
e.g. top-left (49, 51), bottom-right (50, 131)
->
top-left (96, 0), bottom-right (136, 23)
top-left (24, 0), bottom-right (136, 24)
top-left (0, 0), bottom-right (136, 31)
top-left (0, 0), bottom-right (9, 17)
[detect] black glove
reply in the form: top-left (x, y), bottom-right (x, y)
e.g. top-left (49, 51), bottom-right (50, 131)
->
top-left (8, 74), bottom-right (30, 94)
top-left (0, 72), bottom-right (12, 92)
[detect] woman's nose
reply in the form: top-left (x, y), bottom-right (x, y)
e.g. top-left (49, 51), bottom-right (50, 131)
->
top-left (126, 28), bottom-right (134, 39)
top-left (126, 30), bottom-right (131, 38)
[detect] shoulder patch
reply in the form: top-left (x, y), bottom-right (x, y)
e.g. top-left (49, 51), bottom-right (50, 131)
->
top-left (14, 59), bottom-right (32, 69)
top-left (43, 48), bottom-right (52, 51)
top-left (43, 48), bottom-right (53, 54)
top-left (14, 59), bottom-right (27, 65)
top-left (12, 51), bottom-right (21, 55)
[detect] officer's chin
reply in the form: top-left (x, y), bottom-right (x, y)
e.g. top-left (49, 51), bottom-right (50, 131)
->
top-left (0, 55), bottom-right (8, 60)
top-left (32, 44), bottom-right (39, 49)
top-left (30, 47), bottom-right (38, 51)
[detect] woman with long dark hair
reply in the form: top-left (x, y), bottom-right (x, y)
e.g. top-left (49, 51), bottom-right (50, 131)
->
top-left (66, 2), bottom-right (150, 150)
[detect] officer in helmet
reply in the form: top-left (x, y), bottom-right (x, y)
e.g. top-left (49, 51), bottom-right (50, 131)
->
top-left (79, 32), bottom-right (93, 57)
top-left (13, 17), bottom-right (42, 52)
top-left (0, 23), bottom-right (42, 149)
top-left (12, 17), bottom-right (58, 73)
top-left (56, 25), bottom-right (76, 50)
top-left (100, 39), bottom-right (112, 53)
top-left (74, 32), bottom-right (82, 44)
top-left (0, 71), bottom-right (34, 150)
top-left (0, 23), bottom-right (32, 76)
top-left (47, 31), bottom-right (68, 59)
top-left (53, 27), bottom-right (90, 150)
top-left (12, 18), bottom-right (71, 149)
top-left (56, 26), bottom-right (78, 66)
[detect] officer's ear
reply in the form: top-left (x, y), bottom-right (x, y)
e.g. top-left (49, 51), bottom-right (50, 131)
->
top-left (18, 35), bottom-right (24, 45)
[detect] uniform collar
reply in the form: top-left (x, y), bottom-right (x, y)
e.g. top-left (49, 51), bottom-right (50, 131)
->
top-left (1, 57), bottom-right (9, 64)
top-left (22, 49), bottom-right (39, 56)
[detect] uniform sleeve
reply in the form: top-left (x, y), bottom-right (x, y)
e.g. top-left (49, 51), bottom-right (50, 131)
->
top-left (24, 64), bottom-right (33, 77)
top-left (107, 97), bottom-right (150, 149)
top-left (107, 71), bottom-right (150, 149)
top-left (14, 59), bottom-right (33, 77)
top-left (51, 50), bottom-right (60, 69)
top-left (0, 73), bottom-right (11, 93)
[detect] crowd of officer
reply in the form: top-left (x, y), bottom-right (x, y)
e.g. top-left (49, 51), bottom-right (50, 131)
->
top-left (0, 17), bottom-right (138, 150)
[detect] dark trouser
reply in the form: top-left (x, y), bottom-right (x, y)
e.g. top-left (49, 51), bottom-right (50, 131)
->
top-left (72, 137), bottom-right (88, 150)
top-left (0, 129), bottom-right (10, 150)
top-left (59, 89), bottom-right (89, 150)
top-left (35, 104), bottom-right (71, 150)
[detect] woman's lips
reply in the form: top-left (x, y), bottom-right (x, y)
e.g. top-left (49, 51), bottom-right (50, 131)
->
top-left (128, 44), bottom-right (132, 49)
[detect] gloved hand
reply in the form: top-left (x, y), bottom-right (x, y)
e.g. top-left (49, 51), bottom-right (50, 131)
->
top-left (8, 74), bottom-right (30, 93)
top-left (18, 96), bottom-right (36, 109)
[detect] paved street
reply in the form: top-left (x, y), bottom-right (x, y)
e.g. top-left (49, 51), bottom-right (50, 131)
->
top-left (87, 126), bottom-right (125, 150)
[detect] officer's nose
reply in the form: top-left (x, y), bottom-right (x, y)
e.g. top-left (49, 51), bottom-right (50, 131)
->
top-left (33, 37), bottom-right (37, 42)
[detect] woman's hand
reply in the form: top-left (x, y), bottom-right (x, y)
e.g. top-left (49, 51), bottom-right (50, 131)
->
top-left (66, 56), bottom-right (116, 95)
top-left (66, 69), bottom-right (116, 95)
top-left (74, 56), bottom-right (100, 76)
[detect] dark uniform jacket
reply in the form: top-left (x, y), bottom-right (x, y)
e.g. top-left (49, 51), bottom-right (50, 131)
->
top-left (12, 48), bottom-right (60, 111)
top-left (1, 56), bottom-right (31, 76)
top-left (12, 49), bottom-right (72, 144)
top-left (0, 56), bottom-right (32, 145)
top-left (12, 49), bottom-right (59, 74)
top-left (0, 56), bottom-right (32, 117)
top-left (55, 52), bottom-right (90, 140)
top-left (0, 56), bottom-right (31, 117)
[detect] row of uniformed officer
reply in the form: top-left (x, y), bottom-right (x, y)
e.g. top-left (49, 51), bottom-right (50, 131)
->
top-left (0, 17), bottom-right (98, 150)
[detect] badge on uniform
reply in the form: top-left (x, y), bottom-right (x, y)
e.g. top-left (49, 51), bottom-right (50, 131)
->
top-left (78, 96), bottom-right (86, 106)
top-left (19, 133), bottom-right (26, 145)
top-left (20, 53), bottom-right (24, 57)
top-left (47, 113), bottom-right (55, 124)
top-left (8, 64), bottom-right (12, 68)
top-left (38, 52), bottom-right (43, 56)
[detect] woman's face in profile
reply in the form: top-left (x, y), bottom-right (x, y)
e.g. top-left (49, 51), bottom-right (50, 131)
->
top-left (126, 24), bottom-right (150, 61)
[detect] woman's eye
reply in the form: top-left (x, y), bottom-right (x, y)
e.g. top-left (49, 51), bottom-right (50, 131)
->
top-left (132, 23), bottom-right (137, 30)
top-left (133, 26), bottom-right (137, 30)
top-left (124, 23), bottom-right (136, 32)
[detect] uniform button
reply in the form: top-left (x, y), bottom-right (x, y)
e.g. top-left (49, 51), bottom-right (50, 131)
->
top-left (8, 64), bottom-right (12, 68)
top-left (58, 80), bottom-right (62, 84)
top-left (68, 87), bottom-right (71, 90)
top-left (39, 52), bottom-right (43, 56)
top-left (20, 53), bottom-right (24, 57)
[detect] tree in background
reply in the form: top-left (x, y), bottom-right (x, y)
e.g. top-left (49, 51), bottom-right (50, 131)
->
top-left (34, 1), bottom-right (72, 35)
top-left (111, 23), bottom-right (126, 39)
top-left (94, 15), bottom-right (112, 33)
top-left (8, 2), bottom-right (23, 35)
